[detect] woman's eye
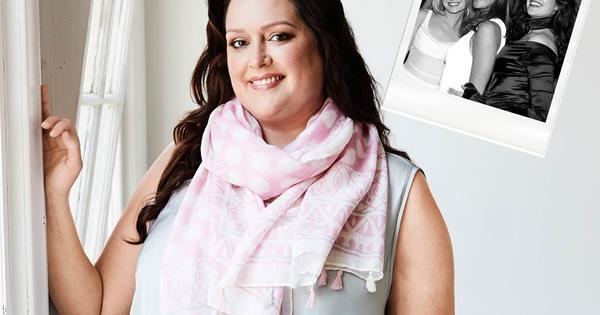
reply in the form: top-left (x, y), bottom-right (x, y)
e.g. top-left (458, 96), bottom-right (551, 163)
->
top-left (229, 39), bottom-right (248, 49)
top-left (269, 33), bottom-right (292, 42)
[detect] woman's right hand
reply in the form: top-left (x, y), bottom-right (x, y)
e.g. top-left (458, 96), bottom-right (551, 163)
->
top-left (447, 87), bottom-right (464, 97)
top-left (40, 85), bottom-right (83, 197)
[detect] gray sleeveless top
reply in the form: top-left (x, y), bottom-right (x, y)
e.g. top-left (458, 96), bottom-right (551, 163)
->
top-left (131, 153), bottom-right (420, 314)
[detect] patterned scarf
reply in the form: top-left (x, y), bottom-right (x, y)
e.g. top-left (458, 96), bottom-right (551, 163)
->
top-left (161, 98), bottom-right (388, 314)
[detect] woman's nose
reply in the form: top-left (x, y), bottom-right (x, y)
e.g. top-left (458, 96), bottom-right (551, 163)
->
top-left (249, 43), bottom-right (272, 69)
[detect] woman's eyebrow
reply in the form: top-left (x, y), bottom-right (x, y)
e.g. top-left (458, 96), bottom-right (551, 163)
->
top-left (226, 21), bottom-right (297, 34)
top-left (260, 21), bottom-right (296, 30)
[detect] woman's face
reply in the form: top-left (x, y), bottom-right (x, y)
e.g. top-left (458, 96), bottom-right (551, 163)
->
top-left (527, 0), bottom-right (558, 18)
top-left (225, 0), bottom-right (325, 129)
top-left (442, 0), bottom-right (467, 14)
top-left (472, 0), bottom-right (496, 10)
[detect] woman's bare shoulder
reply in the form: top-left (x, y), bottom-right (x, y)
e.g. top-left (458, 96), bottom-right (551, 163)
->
top-left (475, 20), bottom-right (502, 37)
top-left (416, 9), bottom-right (430, 26)
top-left (528, 32), bottom-right (557, 54)
top-left (472, 20), bottom-right (503, 51)
top-left (132, 142), bottom-right (177, 200)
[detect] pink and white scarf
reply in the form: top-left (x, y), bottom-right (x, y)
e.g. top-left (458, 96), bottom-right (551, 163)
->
top-left (161, 98), bottom-right (388, 314)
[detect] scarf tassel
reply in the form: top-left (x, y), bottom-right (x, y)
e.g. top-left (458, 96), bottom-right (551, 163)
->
top-left (305, 284), bottom-right (316, 309)
top-left (317, 269), bottom-right (328, 287)
top-left (330, 270), bottom-right (344, 290)
top-left (366, 271), bottom-right (376, 293)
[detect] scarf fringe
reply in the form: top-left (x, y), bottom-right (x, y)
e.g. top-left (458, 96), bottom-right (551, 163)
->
top-left (317, 269), bottom-right (328, 287)
top-left (305, 284), bottom-right (316, 309)
top-left (330, 270), bottom-right (344, 290)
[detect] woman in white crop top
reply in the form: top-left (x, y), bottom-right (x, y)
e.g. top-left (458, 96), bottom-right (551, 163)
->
top-left (397, 0), bottom-right (470, 89)
top-left (440, 0), bottom-right (509, 100)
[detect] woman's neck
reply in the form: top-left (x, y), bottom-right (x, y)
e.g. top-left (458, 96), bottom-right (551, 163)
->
top-left (444, 12), bottom-right (463, 29)
top-left (528, 16), bottom-right (554, 31)
top-left (259, 98), bottom-right (325, 148)
top-left (261, 123), bottom-right (307, 148)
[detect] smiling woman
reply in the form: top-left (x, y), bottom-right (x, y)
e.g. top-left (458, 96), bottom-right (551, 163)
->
top-left (483, 0), bottom-right (580, 122)
top-left (43, 0), bottom-right (454, 314)
top-left (395, 0), bottom-right (469, 89)
top-left (440, 0), bottom-right (509, 98)
top-left (224, 0), bottom-right (325, 147)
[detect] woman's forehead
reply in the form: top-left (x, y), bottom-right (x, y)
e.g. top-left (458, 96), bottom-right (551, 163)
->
top-left (225, 0), bottom-right (301, 31)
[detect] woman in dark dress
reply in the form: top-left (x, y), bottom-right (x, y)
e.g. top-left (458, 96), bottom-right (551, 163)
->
top-left (465, 0), bottom-right (579, 122)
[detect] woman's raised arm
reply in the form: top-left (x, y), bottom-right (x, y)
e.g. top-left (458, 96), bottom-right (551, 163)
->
top-left (43, 85), bottom-right (176, 314)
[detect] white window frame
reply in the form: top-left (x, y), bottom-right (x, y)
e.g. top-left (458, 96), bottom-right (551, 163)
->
top-left (0, 3), bottom-right (8, 310)
top-left (0, 0), bottom-right (49, 313)
top-left (0, 31), bottom-right (7, 313)
top-left (69, 0), bottom-right (135, 261)
top-left (122, 0), bottom-right (147, 201)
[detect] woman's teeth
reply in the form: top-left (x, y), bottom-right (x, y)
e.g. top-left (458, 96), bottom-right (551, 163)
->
top-left (251, 76), bottom-right (283, 86)
top-left (447, 2), bottom-right (462, 7)
top-left (529, 0), bottom-right (543, 8)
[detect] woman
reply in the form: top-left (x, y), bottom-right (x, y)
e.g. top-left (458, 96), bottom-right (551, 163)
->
top-left (441, 0), bottom-right (509, 99)
top-left (398, 0), bottom-right (470, 89)
top-left (42, 0), bottom-right (454, 314)
top-left (483, 0), bottom-right (578, 122)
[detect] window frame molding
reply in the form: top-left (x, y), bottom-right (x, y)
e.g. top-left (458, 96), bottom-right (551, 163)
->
top-left (0, 0), bottom-right (49, 313)
top-left (122, 0), bottom-right (147, 201)
top-left (69, 0), bottom-right (136, 261)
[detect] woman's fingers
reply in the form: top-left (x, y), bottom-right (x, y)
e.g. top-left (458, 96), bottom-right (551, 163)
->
top-left (42, 115), bottom-right (81, 151)
top-left (448, 88), bottom-right (463, 97)
top-left (48, 119), bottom-right (74, 137)
top-left (41, 115), bottom-right (62, 130)
top-left (41, 85), bottom-right (52, 120)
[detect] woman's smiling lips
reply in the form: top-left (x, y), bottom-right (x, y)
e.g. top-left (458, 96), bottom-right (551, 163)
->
top-left (529, 0), bottom-right (543, 8)
top-left (446, 1), bottom-right (463, 7)
top-left (249, 73), bottom-right (285, 90)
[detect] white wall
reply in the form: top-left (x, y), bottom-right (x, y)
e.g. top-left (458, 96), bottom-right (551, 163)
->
top-left (144, 0), bottom-right (206, 161)
top-left (40, 0), bottom-right (90, 122)
top-left (144, 1), bottom-right (600, 314)
top-left (346, 0), bottom-right (600, 313)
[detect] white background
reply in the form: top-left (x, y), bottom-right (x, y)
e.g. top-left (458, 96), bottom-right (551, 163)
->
top-left (141, 0), bottom-right (600, 314)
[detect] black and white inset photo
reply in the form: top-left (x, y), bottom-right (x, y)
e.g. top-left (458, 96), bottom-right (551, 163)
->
top-left (384, 0), bottom-right (587, 156)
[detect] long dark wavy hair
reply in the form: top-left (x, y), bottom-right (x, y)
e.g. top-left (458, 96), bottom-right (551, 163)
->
top-left (460, 0), bottom-right (510, 36)
top-left (507, 0), bottom-right (579, 74)
top-left (129, 0), bottom-right (409, 244)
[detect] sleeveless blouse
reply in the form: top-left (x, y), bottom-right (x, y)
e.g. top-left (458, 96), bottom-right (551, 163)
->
top-left (439, 18), bottom-right (507, 94)
top-left (131, 153), bottom-right (421, 314)
top-left (399, 10), bottom-right (456, 89)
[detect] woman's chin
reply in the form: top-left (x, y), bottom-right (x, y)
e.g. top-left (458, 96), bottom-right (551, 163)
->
top-left (244, 105), bottom-right (286, 124)
top-left (527, 6), bottom-right (555, 18)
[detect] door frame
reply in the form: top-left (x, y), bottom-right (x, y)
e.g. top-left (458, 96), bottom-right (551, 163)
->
top-left (0, 0), bottom-right (49, 313)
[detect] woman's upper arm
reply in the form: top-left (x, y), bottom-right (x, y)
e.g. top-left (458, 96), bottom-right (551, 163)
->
top-left (411, 10), bottom-right (430, 43)
top-left (469, 21), bottom-right (502, 93)
top-left (94, 142), bottom-right (176, 314)
top-left (387, 171), bottom-right (454, 315)
top-left (524, 39), bottom-right (557, 122)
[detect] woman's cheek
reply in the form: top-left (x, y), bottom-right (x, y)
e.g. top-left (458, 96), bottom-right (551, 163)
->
top-left (227, 54), bottom-right (248, 86)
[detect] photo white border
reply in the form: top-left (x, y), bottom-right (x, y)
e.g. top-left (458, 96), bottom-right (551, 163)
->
top-left (383, 0), bottom-right (591, 157)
